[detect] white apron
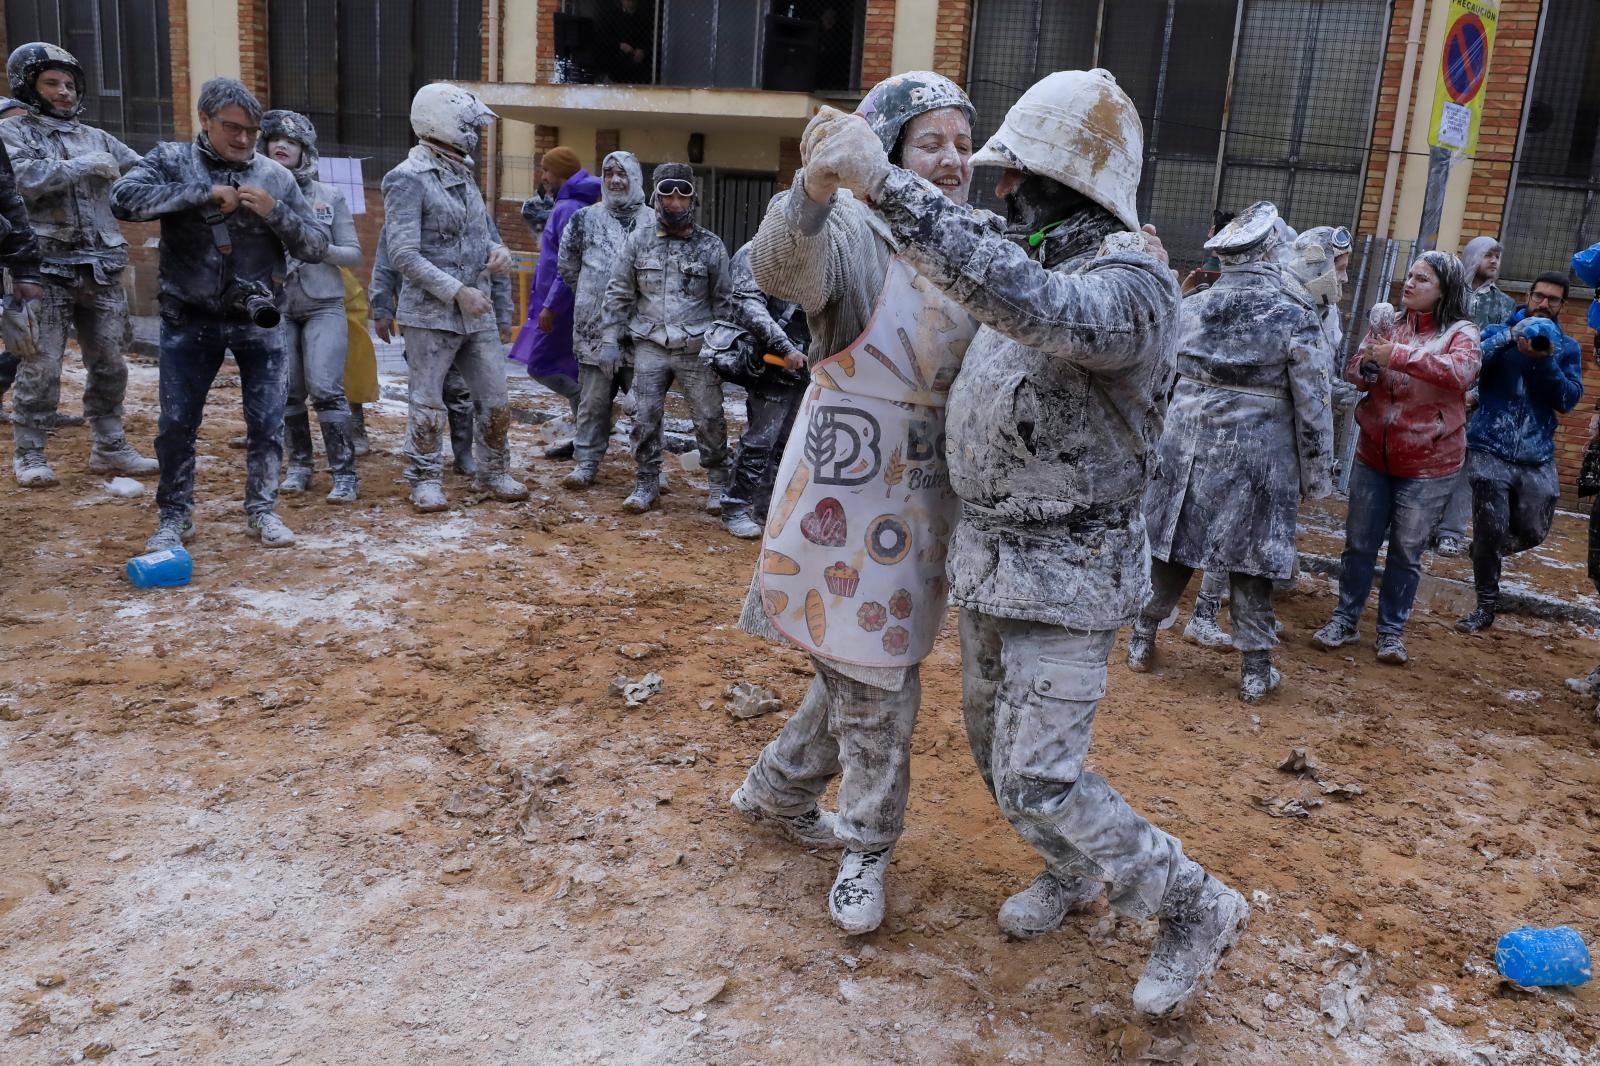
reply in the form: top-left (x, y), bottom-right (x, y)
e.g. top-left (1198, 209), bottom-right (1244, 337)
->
top-left (759, 257), bottom-right (978, 667)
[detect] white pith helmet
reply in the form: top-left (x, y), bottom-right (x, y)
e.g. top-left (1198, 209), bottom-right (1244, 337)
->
top-left (410, 83), bottom-right (496, 153)
top-left (970, 68), bottom-right (1143, 232)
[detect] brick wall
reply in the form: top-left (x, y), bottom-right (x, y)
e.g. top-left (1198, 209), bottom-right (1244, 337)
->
top-left (861, 1), bottom-right (897, 89)
top-left (932, 0), bottom-right (971, 86)
top-left (237, 0), bottom-right (271, 103)
top-left (1357, 0), bottom-right (1431, 236)
top-left (538, 0), bottom-right (559, 84)
top-left (1458, 0), bottom-right (1541, 244)
top-left (170, 0), bottom-right (193, 139)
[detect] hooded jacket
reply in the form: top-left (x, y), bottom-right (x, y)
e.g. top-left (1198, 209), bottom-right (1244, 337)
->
top-left (1347, 310), bottom-right (1481, 480)
top-left (508, 165), bottom-right (601, 375)
top-left (0, 109), bottom-right (140, 281)
top-left (1461, 236), bottom-right (1514, 331)
top-left (111, 136), bottom-right (329, 317)
top-left (1466, 307), bottom-right (1584, 466)
top-left (261, 111), bottom-right (363, 307)
top-left (553, 151), bottom-right (653, 365)
top-left (1571, 241), bottom-right (1600, 334)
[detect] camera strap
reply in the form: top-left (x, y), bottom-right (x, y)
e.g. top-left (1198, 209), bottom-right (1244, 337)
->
top-left (202, 202), bottom-right (238, 293)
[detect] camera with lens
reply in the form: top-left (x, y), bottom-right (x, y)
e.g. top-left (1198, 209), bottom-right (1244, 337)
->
top-left (221, 276), bottom-right (281, 329)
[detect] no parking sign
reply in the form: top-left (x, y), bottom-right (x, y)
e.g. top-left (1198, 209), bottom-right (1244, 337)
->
top-left (1429, 0), bottom-right (1499, 153)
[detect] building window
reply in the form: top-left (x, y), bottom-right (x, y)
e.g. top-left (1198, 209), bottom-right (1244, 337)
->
top-left (269, 0), bottom-right (484, 183)
top-left (966, 0), bottom-right (1387, 269)
top-left (4, 0), bottom-right (174, 151)
top-left (1503, 0), bottom-right (1600, 284)
top-left (555, 1), bottom-right (864, 92)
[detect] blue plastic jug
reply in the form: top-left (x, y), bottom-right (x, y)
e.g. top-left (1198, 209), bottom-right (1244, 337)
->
top-left (1495, 926), bottom-right (1592, 987)
top-left (126, 546), bottom-right (193, 588)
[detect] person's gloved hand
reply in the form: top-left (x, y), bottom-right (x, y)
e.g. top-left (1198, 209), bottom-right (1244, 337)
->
top-left (455, 285), bottom-right (492, 318)
top-left (1518, 316), bottom-right (1562, 351)
top-left (802, 106), bottom-right (891, 201)
top-left (598, 343), bottom-right (624, 375)
top-left (487, 245), bottom-right (514, 276)
top-left (76, 152), bottom-right (122, 180)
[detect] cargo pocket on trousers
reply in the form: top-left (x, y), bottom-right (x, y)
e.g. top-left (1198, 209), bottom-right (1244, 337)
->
top-left (1009, 655), bottom-right (1108, 783)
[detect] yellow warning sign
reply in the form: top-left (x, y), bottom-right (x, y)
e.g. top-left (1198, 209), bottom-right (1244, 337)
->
top-left (1429, 0), bottom-right (1499, 153)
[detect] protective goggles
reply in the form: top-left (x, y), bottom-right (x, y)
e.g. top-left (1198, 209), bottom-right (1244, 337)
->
top-left (655, 178), bottom-right (695, 198)
top-left (1330, 226), bottom-right (1352, 253)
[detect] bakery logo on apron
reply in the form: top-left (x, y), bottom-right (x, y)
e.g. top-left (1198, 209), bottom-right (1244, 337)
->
top-left (804, 406), bottom-right (882, 486)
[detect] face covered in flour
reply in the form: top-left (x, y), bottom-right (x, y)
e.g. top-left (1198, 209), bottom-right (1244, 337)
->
top-left (600, 150), bottom-right (645, 215)
top-left (895, 109), bottom-right (973, 205)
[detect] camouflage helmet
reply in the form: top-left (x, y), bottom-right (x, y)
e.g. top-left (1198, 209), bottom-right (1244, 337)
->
top-left (7, 43), bottom-right (85, 117)
top-left (856, 71), bottom-right (973, 159)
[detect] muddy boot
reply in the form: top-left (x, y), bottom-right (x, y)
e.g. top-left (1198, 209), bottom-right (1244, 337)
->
top-left (1374, 634), bottom-right (1409, 666)
top-left (705, 466), bottom-right (731, 515)
top-left (1455, 597), bottom-right (1497, 633)
top-left (1183, 594), bottom-right (1231, 649)
top-left (1126, 619), bottom-right (1157, 673)
top-left (730, 785), bottom-right (840, 848)
top-left (280, 412), bottom-right (315, 494)
top-left (410, 480), bottom-right (448, 513)
top-left (623, 472), bottom-right (660, 514)
top-left (12, 447), bottom-right (57, 488)
top-left (1238, 650), bottom-right (1281, 704)
top-left (145, 515), bottom-right (195, 553)
top-left (562, 461), bottom-right (599, 490)
top-left (320, 417), bottom-right (359, 505)
top-left (348, 403), bottom-right (371, 457)
top-left (246, 512), bottom-right (296, 548)
top-left (722, 508), bottom-right (763, 540)
top-left (1133, 862), bottom-right (1249, 1020)
top-left (998, 871), bottom-right (1104, 940)
top-left (88, 422), bottom-right (159, 475)
top-left (829, 847), bottom-right (892, 935)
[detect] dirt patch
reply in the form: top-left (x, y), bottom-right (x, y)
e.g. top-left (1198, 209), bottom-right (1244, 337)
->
top-left (2, 364), bottom-right (1598, 1063)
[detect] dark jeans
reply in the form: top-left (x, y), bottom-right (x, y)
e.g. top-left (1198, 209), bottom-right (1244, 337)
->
top-left (1140, 558), bottom-right (1277, 652)
top-left (155, 311), bottom-right (287, 522)
top-left (724, 383), bottom-right (804, 519)
top-left (1468, 451), bottom-right (1559, 606)
top-left (1332, 460), bottom-right (1455, 638)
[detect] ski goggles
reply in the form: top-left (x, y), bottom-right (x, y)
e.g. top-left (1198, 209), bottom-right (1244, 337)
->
top-left (654, 178), bottom-right (695, 197)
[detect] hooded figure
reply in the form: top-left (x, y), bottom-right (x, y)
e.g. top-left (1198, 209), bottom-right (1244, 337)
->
top-left (1461, 235), bottom-right (1514, 331)
top-left (1131, 200), bottom-right (1334, 701)
top-left (554, 150), bottom-right (654, 487)
top-left (1, 42), bottom-right (152, 486)
top-left (260, 109), bottom-right (365, 503)
top-left (506, 146), bottom-right (600, 446)
top-left (801, 68), bottom-right (1251, 1019)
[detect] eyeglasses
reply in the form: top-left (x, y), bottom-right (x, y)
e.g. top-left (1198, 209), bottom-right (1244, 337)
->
top-left (215, 118), bottom-right (261, 139)
top-left (655, 178), bottom-right (694, 198)
top-left (1330, 226), bottom-right (1352, 253)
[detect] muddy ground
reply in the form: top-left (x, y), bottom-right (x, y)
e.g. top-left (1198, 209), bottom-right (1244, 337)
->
top-left (3, 361), bottom-right (1598, 1065)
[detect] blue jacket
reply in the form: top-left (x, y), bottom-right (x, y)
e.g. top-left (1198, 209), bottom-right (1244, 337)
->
top-left (1573, 241), bottom-right (1600, 333)
top-left (1466, 308), bottom-right (1584, 465)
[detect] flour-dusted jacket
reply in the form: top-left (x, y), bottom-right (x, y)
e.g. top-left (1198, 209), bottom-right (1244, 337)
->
top-left (285, 177), bottom-right (362, 306)
top-left (2, 112), bottom-right (140, 279)
top-left (1347, 310), bottom-right (1481, 481)
top-left (380, 144), bottom-right (503, 336)
top-left (870, 167), bottom-right (1181, 632)
top-left (1144, 260), bottom-right (1334, 579)
top-left (599, 222), bottom-right (729, 352)
top-left (111, 138), bottom-right (328, 315)
top-left (556, 198), bottom-right (654, 364)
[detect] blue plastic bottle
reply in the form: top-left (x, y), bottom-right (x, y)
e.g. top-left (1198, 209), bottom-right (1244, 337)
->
top-left (125, 546), bottom-right (193, 588)
top-left (1495, 926), bottom-right (1592, 987)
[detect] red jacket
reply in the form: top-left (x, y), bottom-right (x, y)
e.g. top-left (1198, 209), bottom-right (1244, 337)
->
top-left (1347, 310), bottom-right (1481, 480)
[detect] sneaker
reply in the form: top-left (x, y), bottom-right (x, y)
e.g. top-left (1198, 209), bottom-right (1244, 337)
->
top-left (326, 474), bottom-right (359, 504)
top-left (623, 476), bottom-right (660, 514)
top-left (88, 439), bottom-right (159, 475)
top-left (729, 785), bottom-right (840, 848)
top-left (144, 517), bottom-right (195, 553)
top-left (829, 847), bottom-right (892, 935)
top-left (477, 472), bottom-right (530, 502)
top-left (722, 509), bottom-right (763, 540)
top-left (1183, 612), bottom-right (1232, 649)
top-left (12, 449), bottom-right (57, 488)
top-left (1455, 607), bottom-right (1495, 633)
top-left (561, 462), bottom-right (598, 490)
top-left (1126, 622), bottom-right (1156, 672)
top-left (279, 465), bottom-right (313, 494)
top-left (1435, 534), bottom-right (1466, 557)
top-left (411, 480), bottom-right (448, 513)
top-left (1375, 634), bottom-right (1409, 665)
top-left (1132, 866), bottom-right (1249, 1020)
top-left (1310, 618), bottom-right (1358, 650)
top-left (1239, 652), bottom-right (1281, 704)
top-left (997, 871), bottom-right (1103, 940)
top-left (246, 512), bottom-right (295, 548)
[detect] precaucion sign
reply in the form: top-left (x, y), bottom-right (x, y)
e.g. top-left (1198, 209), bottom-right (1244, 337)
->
top-left (1429, 0), bottom-right (1499, 153)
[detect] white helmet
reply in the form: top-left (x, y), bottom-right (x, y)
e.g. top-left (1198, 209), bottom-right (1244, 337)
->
top-left (971, 69), bottom-right (1143, 232)
top-left (410, 83), bottom-right (496, 154)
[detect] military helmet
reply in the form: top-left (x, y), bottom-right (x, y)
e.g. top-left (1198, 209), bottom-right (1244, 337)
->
top-left (6, 43), bottom-right (85, 117)
top-left (856, 71), bottom-right (973, 159)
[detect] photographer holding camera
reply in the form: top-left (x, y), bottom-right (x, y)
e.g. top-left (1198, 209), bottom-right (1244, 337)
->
top-left (1454, 271), bottom-right (1584, 633)
top-left (112, 78), bottom-right (329, 552)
